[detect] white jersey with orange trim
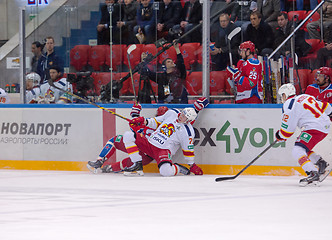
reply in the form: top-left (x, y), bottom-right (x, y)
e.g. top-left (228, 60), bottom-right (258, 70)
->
top-left (279, 94), bottom-right (331, 139)
top-left (0, 88), bottom-right (10, 104)
top-left (39, 77), bottom-right (73, 104)
top-left (145, 109), bottom-right (195, 164)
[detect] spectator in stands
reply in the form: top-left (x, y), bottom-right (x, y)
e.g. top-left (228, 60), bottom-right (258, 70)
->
top-left (245, 11), bottom-right (274, 56)
top-left (255, 0), bottom-right (280, 31)
top-left (157, 0), bottom-right (182, 41)
top-left (274, 12), bottom-right (311, 58)
top-left (117, 0), bottom-right (138, 44)
top-left (36, 36), bottom-right (64, 84)
top-left (172, 0), bottom-right (202, 43)
top-left (231, 0), bottom-right (257, 41)
top-left (315, 42), bottom-right (332, 69)
top-left (140, 41), bottom-right (188, 103)
top-left (30, 41), bottom-right (44, 73)
top-left (97, 0), bottom-right (121, 45)
top-left (134, 0), bottom-right (156, 44)
top-left (307, 1), bottom-right (332, 41)
top-left (211, 13), bottom-right (241, 70)
top-left (296, 0), bottom-right (317, 11)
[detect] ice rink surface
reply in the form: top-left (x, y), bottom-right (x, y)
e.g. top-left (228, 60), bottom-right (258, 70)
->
top-left (1, 170), bottom-right (331, 240)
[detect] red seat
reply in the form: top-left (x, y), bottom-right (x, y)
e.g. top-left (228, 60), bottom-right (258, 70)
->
top-left (180, 43), bottom-right (199, 70)
top-left (158, 45), bottom-right (178, 65)
top-left (287, 10), bottom-right (306, 22)
top-left (210, 71), bottom-right (227, 95)
top-left (299, 39), bottom-right (325, 67)
top-left (123, 44), bottom-right (143, 69)
top-left (92, 72), bottom-right (114, 95)
top-left (142, 44), bottom-right (158, 65)
top-left (105, 44), bottom-right (126, 71)
top-left (303, 11), bottom-right (320, 32)
top-left (294, 69), bottom-right (310, 94)
top-left (70, 45), bottom-right (90, 71)
top-left (114, 72), bottom-right (132, 95)
top-left (307, 69), bottom-right (318, 85)
top-left (196, 44), bottom-right (213, 66)
top-left (88, 45), bottom-right (106, 71)
top-left (186, 71), bottom-right (202, 95)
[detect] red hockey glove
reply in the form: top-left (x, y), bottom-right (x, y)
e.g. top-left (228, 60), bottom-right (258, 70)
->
top-left (190, 163), bottom-right (203, 175)
top-left (193, 97), bottom-right (209, 112)
top-left (275, 130), bottom-right (286, 142)
top-left (129, 117), bottom-right (145, 132)
top-left (130, 103), bottom-right (142, 118)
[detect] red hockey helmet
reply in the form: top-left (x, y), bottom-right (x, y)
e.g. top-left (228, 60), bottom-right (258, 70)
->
top-left (317, 67), bottom-right (332, 80)
top-left (156, 106), bottom-right (168, 116)
top-left (239, 41), bottom-right (255, 53)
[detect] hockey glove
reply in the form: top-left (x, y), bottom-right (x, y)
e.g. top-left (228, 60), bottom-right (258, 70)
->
top-left (189, 163), bottom-right (203, 175)
top-left (226, 66), bottom-right (241, 82)
top-left (275, 130), bottom-right (286, 142)
top-left (129, 116), bottom-right (145, 132)
top-left (194, 97), bottom-right (209, 112)
top-left (130, 102), bottom-right (142, 118)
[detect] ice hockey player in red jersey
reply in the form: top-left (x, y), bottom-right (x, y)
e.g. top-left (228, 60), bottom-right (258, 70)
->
top-left (275, 83), bottom-right (332, 186)
top-left (227, 41), bottom-right (263, 104)
top-left (305, 66), bottom-right (332, 104)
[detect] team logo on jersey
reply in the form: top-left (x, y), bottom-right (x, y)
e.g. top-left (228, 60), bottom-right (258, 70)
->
top-left (299, 132), bottom-right (312, 143)
top-left (115, 135), bottom-right (122, 142)
top-left (160, 123), bottom-right (175, 137)
top-left (281, 123), bottom-right (288, 129)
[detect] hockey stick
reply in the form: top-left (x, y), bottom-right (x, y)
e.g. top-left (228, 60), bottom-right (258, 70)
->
top-left (127, 44), bottom-right (137, 102)
top-left (47, 79), bottom-right (130, 121)
top-left (215, 140), bottom-right (278, 182)
top-left (227, 27), bottom-right (241, 66)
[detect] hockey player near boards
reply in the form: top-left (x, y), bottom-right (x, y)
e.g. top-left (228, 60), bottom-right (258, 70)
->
top-left (25, 72), bottom-right (41, 104)
top-left (276, 83), bottom-right (332, 186)
top-left (305, 67), bottom-right (332, 104)
top-left (227, 41), bottom-right (263, 104)
top-left (0, 88), bottom-right (10, 104)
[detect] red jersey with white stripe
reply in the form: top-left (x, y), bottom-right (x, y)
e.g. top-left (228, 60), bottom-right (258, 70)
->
top-left (235, 57), bottom-right (263, 103)
top-left (305, 83), bottom-right (332, 104)
top-left (145, 109), bottom-right (195, 164)
top-left (279, 94), bottom-right (331, 140)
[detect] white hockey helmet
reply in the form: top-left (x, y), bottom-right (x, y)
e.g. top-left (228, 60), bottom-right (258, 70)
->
top-left (181, 107), bottom-right (197, 123)
top-left (26, 72), bottom-right (41, 86)
top-left (278, 83), bottom-right (296, 102)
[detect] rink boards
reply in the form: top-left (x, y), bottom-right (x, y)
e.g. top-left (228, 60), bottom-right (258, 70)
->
top-left (0, 104), bottom-right (331, 176)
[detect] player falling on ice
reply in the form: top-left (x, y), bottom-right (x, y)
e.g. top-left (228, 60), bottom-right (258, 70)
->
top-left (275, 83), bottom-right (332, 186)
top-left (87, 97), bottom-right (208, 176)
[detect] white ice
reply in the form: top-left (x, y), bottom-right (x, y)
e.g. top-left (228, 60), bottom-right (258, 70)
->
top-left (1, 170), bottom-right (331, 240)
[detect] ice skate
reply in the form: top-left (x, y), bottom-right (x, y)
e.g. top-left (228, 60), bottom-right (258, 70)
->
top-left (123, 161), bottom-right (144, 176)
top-left (87, 159), bottom-right (104, 174)
top-left (174, 163), bottom-right (190, 175)
top-left (319, 163), bottom-right (332, 183)
top-left (315, 158), bottom-right (329, 175)
top-left (101, 165), bottom-right (113, 173)
top-left (299, 171), bottom-right (319, 187)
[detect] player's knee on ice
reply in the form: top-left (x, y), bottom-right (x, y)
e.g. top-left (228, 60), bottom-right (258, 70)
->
top-left (159, 162), bottom-right (175, 177)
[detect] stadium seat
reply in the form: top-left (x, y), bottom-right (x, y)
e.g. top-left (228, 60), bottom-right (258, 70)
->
top-left (186, 71), bottom-right (202, 95)
top-left (70, 45), bottom-right (90, 71)
top-left (307, 69), bottom-right (318, 85)
top-left (92, 72), bottom-right (114, 95)
top-left (180, 43), bottom-right (199, 70)
top-left (299, 39), bottom-right (325, 68)
top-left (210, 71), bottom-right (227, 95)
top-left (114, 72), bottom-right (131, 95)
top-left (158, 45), bottom-right (178, 65)
top-left (303, 11), bottom-right (320, 32)
top-left (123, 44), bottom-right (143, 69)
top-left (294, 69), bottom-right (310, 94)
top-left (105, 44), bottom-right (126, 71)
top-left (142, 44), bottom-right (158, 65)
top-left (88, 45), bottom-right (106, 71)
top-left (287, 10), bottom-right (306, 22)
top-left (197, 44), bottom-right (213, 66)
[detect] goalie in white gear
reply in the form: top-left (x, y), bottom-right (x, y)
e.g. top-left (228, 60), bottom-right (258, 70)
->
top-left (123, 107), bottom-right (203, 177)
top-left (25, 72), bottom-right (41, 103)
top-left (276, 83), bottom-right (332, 186)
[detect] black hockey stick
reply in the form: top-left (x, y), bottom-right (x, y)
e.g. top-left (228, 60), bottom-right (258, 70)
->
top-left (215, 140), bottom-right (278, 182)
top-left (47, 79), bottom-right (130, 121)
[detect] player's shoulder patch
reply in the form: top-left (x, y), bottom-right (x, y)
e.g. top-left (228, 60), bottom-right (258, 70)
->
top-left (248, 58), bottom-right (260, 65)
top-left (171, 108), bottom-right (180, 114)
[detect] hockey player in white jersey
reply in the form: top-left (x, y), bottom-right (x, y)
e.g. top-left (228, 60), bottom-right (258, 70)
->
top-left (38, 66), bottom-right (73, 104)
top-left (276, 83), bottom-right (332, 186)
top-left (0, 88), bottom-right (10, 104)
top-left (123, 107), bottom-right (203, 177)
top-left (25, 72), bottom-right (41, 103)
